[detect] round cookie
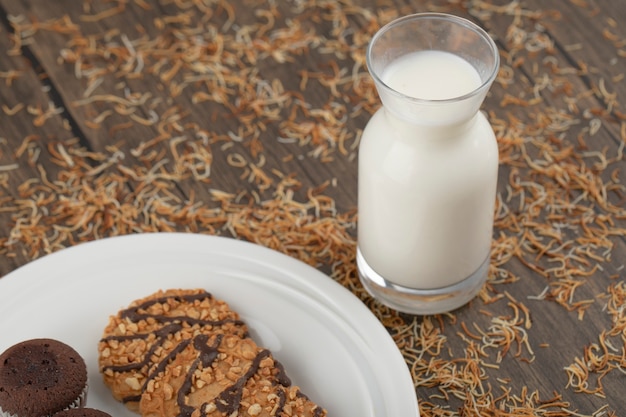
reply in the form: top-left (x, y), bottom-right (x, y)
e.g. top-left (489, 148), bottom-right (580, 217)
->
top-left (139, 332), bottom-right (326, 417)
top-left (98, 288), bottom-right (248, 411)
top-left (53, 408), bottom-right (111, 417)
top-left (0, 338), bottom-right (88, 417)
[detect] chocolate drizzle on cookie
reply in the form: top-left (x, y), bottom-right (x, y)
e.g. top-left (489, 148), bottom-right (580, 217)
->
top-left (98, 289), bottom-right (327, 416)
top-left (119, 291), bottom-right (245, 328)
top-left (101, 323), bottom-right (183, 373)
top-left (178, 334), bottom-right (223, 417)
top-left (123, 337), bottom-right (193, 404)
top-left (98, 290), bottom-right (247, 405)
top-left (172, 337), bottom-right (301, 417)
top-left (214, 349), bottom-right (271, 415)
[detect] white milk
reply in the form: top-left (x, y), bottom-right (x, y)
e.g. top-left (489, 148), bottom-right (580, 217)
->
top-left (383, 50), bottom-right (482, 100)
top-left (358, 50), bottom-right (498, 290)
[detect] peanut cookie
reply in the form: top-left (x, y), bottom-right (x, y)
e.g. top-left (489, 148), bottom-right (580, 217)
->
top-left (98, 289), bottom-right (247, 412)
top-left (139, 332), bottom-right (326, 417)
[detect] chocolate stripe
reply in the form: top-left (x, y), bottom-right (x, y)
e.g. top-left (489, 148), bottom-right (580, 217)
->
top-left (119, 291), bottom-right (244, 328)
top-left (214, 349), bottom-right (272, 415)
top-left (101, 323), bottom-right (184, 373)
top-left (178, 334), bottom-right (224, 417)
top-left (122, 337), bottom-right (192, 404)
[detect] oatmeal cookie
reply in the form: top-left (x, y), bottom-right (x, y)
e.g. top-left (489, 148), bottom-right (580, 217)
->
top-left (98, 289), bottom-right (247, 412)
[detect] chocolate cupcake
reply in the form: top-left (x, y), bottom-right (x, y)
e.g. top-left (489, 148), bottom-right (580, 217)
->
top-left (0, 338), bottom-right (88, 417)
top-left (52, 409), bottom-right (111, 417)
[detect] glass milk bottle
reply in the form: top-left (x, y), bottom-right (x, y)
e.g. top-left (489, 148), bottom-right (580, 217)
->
top-left (357, 13), bottom-right (500, 315)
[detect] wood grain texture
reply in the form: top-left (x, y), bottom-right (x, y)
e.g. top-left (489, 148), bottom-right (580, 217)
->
top-left (0, 1), bottom-right (624, 415)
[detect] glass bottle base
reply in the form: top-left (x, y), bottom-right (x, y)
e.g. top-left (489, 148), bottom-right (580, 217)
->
top-left (356, 248), bottom-right (489, 315)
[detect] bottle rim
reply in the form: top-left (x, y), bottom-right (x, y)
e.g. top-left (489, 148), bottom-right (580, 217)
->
top-left (366, 12), bottom-right (500, 105)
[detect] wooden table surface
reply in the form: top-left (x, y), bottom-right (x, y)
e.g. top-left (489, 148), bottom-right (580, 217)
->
top-left (1, 1), bottom-right (625, 416)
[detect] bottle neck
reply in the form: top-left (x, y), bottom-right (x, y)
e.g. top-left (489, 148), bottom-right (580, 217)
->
top-left (383, 107), bottom-right (479, 141)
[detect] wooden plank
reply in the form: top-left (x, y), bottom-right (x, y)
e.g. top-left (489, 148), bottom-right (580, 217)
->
top-left (0, 0), bottom-right (624, 415)
top-left (0, 0), bottom-right (362, 211)
top-left (0, 12), bottom-right (85, 274)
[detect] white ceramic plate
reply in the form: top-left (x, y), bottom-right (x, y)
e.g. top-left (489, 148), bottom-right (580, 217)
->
top-left (0, 233), bottom-right (419, 417)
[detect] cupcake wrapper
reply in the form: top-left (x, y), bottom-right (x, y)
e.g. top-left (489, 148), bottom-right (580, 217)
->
top-left (67, 383), bottom-right (89, 410)
top-left (0, 405), bottom-right (18, 417)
